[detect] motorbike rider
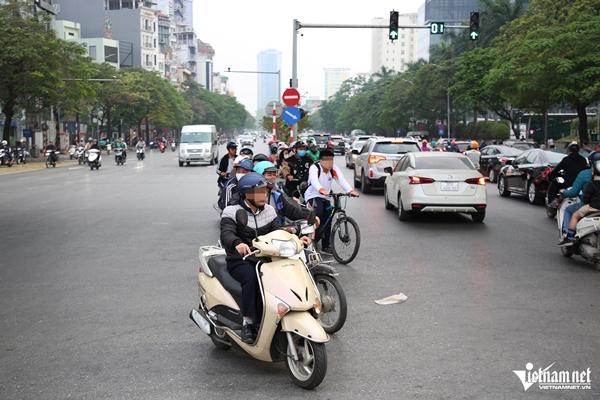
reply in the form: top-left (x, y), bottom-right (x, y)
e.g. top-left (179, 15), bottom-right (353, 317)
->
top-left (304, 149), bottom-right (359, 253)
top-left (464, 140), bottom-right (481, 169)
top-left (113, 137), bottom-right (127, 161)
top-left (1, 140), bottom-right (13, 161)
top-left (218, 156), bottom-right (254, 210)
top-left (43, 141), bottom-right (58, 163)
top-left (136, 138), bottom-right (146, 151)
top-left (220, 173), bottom-right (312, 343)
top-left (548, 142), bottom-right (588, 207)
top-left (306, 138), bottom-right (320, 163)
top-left (217, 141), bottom-right (238, 186)
top-left (284, 141), bottom-right (313, 198)
top-left (559, 155), bottom-right (600, 246)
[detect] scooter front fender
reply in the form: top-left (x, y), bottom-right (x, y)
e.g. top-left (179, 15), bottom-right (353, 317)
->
top-left (281, 311), bottom-right (329, 343)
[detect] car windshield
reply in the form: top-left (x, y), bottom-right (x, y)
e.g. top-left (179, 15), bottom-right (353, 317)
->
top-left (311, 136), bottom-right (330, 144)
top-left (181, 132), bottom-right (211, 143)
top-left (353, 140), bottom-right (367, 150)
top-left (497, 146), bottom-right (523, 156)
top-left (416, 157), bottom-right (475, 170)
top-left (373, 142), bottom-right (420, 154)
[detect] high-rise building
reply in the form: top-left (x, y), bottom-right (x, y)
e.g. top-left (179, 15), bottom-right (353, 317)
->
top-left (371, 14), bottom-right (417, 74)
top-left (257, 49), bottom-right (282, 118)
top-left (324, 68), bottom-right (350, 99)
top-left (416, 0), bottom-right (479, 61)
top-left (53, 0), bottom-right (163, 73)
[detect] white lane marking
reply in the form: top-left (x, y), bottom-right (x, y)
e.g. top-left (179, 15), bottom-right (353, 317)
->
top-left (134, 165), bottom-right (144, 169)
top-left (68, 167), bottom-right (84, 170)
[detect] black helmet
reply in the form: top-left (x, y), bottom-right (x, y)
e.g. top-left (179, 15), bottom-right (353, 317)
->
top-left (238, 172), bottom-right (268, 196)
top-left (252, 153), bottom-right (269, 162)
top-left (588, 151), bottom-right (600, 164)
top-left (567, 141), bottom-right (579, 153)
top-left (226, 141), bottom-right (237, 150)
top-left (240, 147), bottom-right (253, 156)
top-left (293, 140), bottom-right (306, 148)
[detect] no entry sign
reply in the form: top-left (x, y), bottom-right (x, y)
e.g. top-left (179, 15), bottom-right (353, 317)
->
top-left (282, 88), bottom-right (301, 106)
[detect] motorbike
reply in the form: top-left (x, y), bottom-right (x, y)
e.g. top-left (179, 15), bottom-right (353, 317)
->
top-left (545, 170), bottom-right (566, 219)
top-left (557, 197), bottom-right (600, 270)
top-left (114, 148), bottom-right (126, 165)
top-left (159, 142), bottom-right (166, 153)
top-left (106, 143), bottom-right (112, 155)
top-left (170, 142), bottom-right (176, 152)
top-left (0, 148), bottom-right (13, 167)
top-left (76, 146), bottom-right (85, 165)
top-left (136, 147), bottom-right (145, 160)
top-left (15, 147), bottom-right (29, 164)
top-left (68, 145), bottom-right (76, 160)
top-left (190, 214), bottom-right (329, 389)
top-left (88, 149), bottom-right (102, 170)
top-left (45, 150), bottom-right (57, 168)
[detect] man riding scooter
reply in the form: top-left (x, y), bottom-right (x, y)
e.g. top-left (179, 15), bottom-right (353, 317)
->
top-left (548, 142), bottom-right (588, 208)
top-left (220, 172), bottom-right (312, 343)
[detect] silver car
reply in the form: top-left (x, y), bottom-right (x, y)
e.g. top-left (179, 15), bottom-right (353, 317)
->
top-left (345, 135), bottom-right (375, 169)
top-left (353, 137), bottom-right (421, 193)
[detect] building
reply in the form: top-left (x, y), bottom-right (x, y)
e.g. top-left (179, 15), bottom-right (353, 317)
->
top-left (52, 20), bottom-right (120, 69)
top-left (324, 68), bottom-right (350, 99)
top-left (256, 49), bottom-right (282, 118)
top-left (416, 0), bottom-right (479, 61)
top-left (371, 14), bottom-right (417, 74)
top-left (212, 72), bottom-right (229, 95)
top-left (53, 0), bottom-right (162, 73)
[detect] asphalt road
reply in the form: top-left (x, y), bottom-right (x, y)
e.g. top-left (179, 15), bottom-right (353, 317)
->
top-left (1, 144), bottom-right (599, 400)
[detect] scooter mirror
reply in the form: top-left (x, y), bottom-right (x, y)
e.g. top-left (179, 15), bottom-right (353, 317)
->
top-left (235, 209), bottom-right (248, 228)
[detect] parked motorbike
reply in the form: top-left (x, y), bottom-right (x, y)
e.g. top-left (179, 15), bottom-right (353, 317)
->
top-left (114, 148), bottom-right (125, 165)
top-left (106, 143), bottom-right (112, 155)
top-left (136, 148), bottom-right (145, 161)
top-left (546, 170), bottom-right (566, 218)
top-left (170, 142), bottom-right (176, 152)
top-left (15, 147), bottom-right (29, 164)
top-left (190, 214), bottom-right (329, 389)
top-left (76, 146), bottom-right (85, 165)
top-left (68, 145), bottom-right (76, 160)
top-left (557, 197), bottom-right (600, 270)
top-left (88, 149), bottom-right (102, 170)
top-left (45, 150), bottom-right (57, 168)
top-left (0, 148), bottom-right (13, 167)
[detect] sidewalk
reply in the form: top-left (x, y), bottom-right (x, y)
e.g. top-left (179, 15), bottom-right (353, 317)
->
top-left (0, 157), bottom-right (78, 176)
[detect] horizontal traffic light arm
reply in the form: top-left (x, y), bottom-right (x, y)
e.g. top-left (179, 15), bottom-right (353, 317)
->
top-left (296, 23), bottom-right (471, 30)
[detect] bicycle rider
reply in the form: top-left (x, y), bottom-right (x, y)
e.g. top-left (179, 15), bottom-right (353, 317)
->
top-left (304, 149), bottom-right (358, 253)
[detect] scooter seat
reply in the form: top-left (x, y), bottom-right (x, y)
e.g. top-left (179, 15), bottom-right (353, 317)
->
top-left (207, 255), bottom-right (243, 305)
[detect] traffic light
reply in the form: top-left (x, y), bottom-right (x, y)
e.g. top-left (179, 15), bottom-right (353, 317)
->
top-left (469, 11), bottom-right (480, 40)
top-left (299, 108), bottom-right (308, 120)
top-left (389, 11), bottom-right (399, 41)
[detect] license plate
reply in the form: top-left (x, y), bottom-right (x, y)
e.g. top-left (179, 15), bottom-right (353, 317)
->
top-left (440, 182), bottom-right (459, 192)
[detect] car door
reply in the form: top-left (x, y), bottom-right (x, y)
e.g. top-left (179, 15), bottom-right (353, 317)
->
top-left (388, 156), bottom-right (408, 206)
top-left (506, 151), bottom-right (532, 193)
top-left (355, 141), bottom-right (371, 178)
top-left (394, 156), bottom-right (414, 206)
top-left (479, 147), bottom-right (491, 173)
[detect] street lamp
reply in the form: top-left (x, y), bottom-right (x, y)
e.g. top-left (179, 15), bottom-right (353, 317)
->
top-left (225, 68), bottom-right (282, 103)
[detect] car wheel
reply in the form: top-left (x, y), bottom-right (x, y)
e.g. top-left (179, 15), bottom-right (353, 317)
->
top-left (398, 194), bottom-right (412, 221)
top-left (353, 168), bottom-right (360, 188)
top-left (527, 180), bottom-right (543, 205)
top-left (498, 176), bottom-right (511, 197)
top-left (488, 168), bottom-right (496, 183)
top-left (360, 171), bottom-right (372, 194)
top-left (471, 210), bottom-right (485, 223)
top-left (384, 186), bottom-right (394, 210)
top-left (186, 161), bottom-right (191, 166)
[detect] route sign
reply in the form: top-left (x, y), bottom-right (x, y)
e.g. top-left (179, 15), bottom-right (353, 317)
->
top-left (282, 106), bottom-right (301, 126)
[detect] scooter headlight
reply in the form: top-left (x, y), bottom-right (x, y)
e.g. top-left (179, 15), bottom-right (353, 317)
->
top-left (272, 239), bottom-right (299, 257)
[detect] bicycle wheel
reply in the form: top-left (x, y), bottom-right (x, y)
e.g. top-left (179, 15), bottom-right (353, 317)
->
top-left (330, 216), bottom-right (360, 264)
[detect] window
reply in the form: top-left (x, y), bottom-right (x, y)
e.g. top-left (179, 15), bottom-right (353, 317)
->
top-left (68, 32), bottom-right (74, 37)
top-left (107, 0), bottom-right (120, 10)
top-left (89, 45), bottom-right (97, 59)
top-left (154, 55), bottom-right (157, 66)
top-left (153, 38), bottom-right (156, 48)
top-left (360, 142), bottom-right (370, 154)
top-left (104, 46), bottom-right (118, 63)
top-left (415, 157), bottom-right (474, 170)
top-left (122, 0), bottom-right (133, 8)
top-left (373, 142), bottom-right (420, 154)
top-left (153, 22), bottom-right (156, 32)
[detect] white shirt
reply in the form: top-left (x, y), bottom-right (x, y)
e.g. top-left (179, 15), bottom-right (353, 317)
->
top-left (304, 163), bottom-right (353, 202)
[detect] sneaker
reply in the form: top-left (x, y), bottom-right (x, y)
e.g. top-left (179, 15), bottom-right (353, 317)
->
top-left (241, 324), bottom-right (256, 343)
top-left (557, 237), bottom-right (575, 247)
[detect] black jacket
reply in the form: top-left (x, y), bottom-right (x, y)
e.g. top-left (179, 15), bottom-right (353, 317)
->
top-left (218, 154), bottom-right (233, 175)
top-left (220, 202), bottom-right (280, 263)
top-left (549, 153), bottom-right (588, 186)
top-left (286, 155), bottom-right (312, 182)
top-left (582, 180), bottom-right (600, 210)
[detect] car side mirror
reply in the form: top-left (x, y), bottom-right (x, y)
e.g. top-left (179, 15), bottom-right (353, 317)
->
top-left (384, 167), bottom-right (393, 175)
top-left (235, 209), bottom-right (248, 228)
top-left (352, 149), bottom-right (359, 155)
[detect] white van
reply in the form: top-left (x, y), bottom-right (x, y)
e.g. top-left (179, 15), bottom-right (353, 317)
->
top-left (178, 125), bottom-right (219, 167)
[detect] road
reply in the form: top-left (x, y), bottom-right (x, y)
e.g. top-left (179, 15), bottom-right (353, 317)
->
top-left (1, 144), bottom-right (599, 400)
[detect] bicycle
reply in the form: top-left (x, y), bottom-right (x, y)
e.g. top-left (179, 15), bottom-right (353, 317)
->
top-left (320, 192), bottom-right (361, 265)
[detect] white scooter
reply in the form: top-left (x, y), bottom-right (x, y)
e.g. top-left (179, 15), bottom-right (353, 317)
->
top-left (88, 149), bottom-right (102, 170)
top-left (557, 197), bottom-right (600, 270)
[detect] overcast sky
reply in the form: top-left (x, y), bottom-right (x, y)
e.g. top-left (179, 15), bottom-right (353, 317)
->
top-left (194, 0), bottom-right (423, 115)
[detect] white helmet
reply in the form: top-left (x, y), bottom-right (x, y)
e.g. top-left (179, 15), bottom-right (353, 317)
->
top-left (1, 140), bottom-right (7, 145)
top-left (233, 155), bottom-right (249, 167)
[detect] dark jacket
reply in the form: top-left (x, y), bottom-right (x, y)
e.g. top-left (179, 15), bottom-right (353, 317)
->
top-left (218, 154), bottom-right (234, 175)
top-left (220, 202), bottom-right (280, 263)
top-left (582, 180), bottom-right (600, 210)
top-left (286, 155), bottom-right (313, 183)
top-left (271, 190), bottom-right (311, 224)
top-left (549, 153), bottom-right (588, 186)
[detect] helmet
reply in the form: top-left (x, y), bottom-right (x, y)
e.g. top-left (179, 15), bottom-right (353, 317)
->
top-left (293, 140), bottom-right (306, 148)
top-left (238, 172), bottom-right (268, 196)
top-left (470, 140), bottom-right (479, 150)
top-left (238, 159), bottom-right (255, 171)
top-left (233, 155), bottom-right (249, 167)
top-left (226, 141), bottom-right (237, 150)
top-left (252, 153), bottom-right (269, 163)
top-left (277, 142), bottom-right (288, 149)
top-left (239, 147), bottom-right (253, 156)
top-left (1, 140), bottom-right (7, 145)
top-left (588, 151), bottom-right (600, 164)
top-left (88, 137), bottom-right (93, 142)
top-left (254, 161), bottom-right (278, 175)
top-left (568, 141), bottom-right (579, 153)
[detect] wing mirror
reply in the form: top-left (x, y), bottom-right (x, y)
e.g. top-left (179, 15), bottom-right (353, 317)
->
top-left (384, 167), bottom-right (393, 175)
top-left (352, 149), bottom-right (359, 155)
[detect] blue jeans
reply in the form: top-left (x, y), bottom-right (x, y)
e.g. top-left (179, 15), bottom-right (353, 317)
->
top-left (563, 203), bottom-right (583, 234)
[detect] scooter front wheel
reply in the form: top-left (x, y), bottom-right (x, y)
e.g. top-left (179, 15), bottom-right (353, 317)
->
top-left (285, 334), bottom-right (327, 390)
top-left (314, 274), bottom-right (347, 334)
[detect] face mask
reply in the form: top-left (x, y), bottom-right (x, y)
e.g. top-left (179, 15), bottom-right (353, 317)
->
top-left (297, 150), bottom-right (307, 157)
top-left (236, 173), bottom-right (245, 181)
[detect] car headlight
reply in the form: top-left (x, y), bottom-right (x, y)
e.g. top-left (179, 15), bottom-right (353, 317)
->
top-left (272, 239), bottom-right (299, 257)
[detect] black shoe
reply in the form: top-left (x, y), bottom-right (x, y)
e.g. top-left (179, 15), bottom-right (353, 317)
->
top-left (241, 324), bottom-right (256, 343)
top-left (557, 237), bottom-right (575, 247)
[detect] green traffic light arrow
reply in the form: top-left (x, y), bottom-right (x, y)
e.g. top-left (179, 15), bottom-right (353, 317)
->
top-left (470, 31), bottom-right (479, 40)
top-left (389, 31), bottom-right (398, 40)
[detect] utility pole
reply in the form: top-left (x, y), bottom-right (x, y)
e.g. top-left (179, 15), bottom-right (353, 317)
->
top-left (225, 69), bottom-right (282, 99)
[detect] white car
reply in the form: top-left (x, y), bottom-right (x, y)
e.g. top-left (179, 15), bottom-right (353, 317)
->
top-left (383, 152), bottom-right (487, 222)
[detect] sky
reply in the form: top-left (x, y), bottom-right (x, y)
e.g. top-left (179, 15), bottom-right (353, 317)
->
top-left (193, 0), bottom-right (423, 115)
